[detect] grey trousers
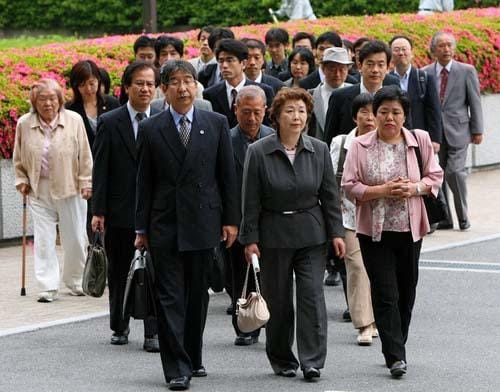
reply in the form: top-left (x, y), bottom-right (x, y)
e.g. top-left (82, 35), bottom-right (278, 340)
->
top-left (260, 244), bottom-right (327, 373)
top-left (439, 141), bottom-right (469, 223)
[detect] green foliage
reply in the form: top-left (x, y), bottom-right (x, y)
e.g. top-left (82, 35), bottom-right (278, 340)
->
top-left (0, 0), bottom-right (497, 32)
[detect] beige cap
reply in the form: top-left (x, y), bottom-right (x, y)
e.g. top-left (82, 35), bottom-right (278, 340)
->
top-left (322, 47), bottom-right (353, 65)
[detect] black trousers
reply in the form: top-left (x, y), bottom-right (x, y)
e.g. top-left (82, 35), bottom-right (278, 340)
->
top-left (260, 244), bottom-right (327, 374)
top-left (150, 247), bottom-right (211, 382)
top-left (230, 241), bottom-right (261, 338)
top-left (105, 226), bottom-right (157, 336)
top-left (358, 232), bottom-right (421, 365)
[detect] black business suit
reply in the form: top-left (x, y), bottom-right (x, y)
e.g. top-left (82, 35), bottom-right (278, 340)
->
top-left (239, 133), bottom-right (344, 374)
top-left (229, 124), bottom-right (274, 339)
top-left (135, 107), bottom-right (239, 382)
top-left (323, 75), bottom-right (401, 146)
top-left (390, 67), bottom-right (443, 143)
top-left (92, 104), bottom-right (158, 338)
top-left (203, 79), bottom-right (275, 128)
top-left (260, 74), bottom-right (285, 94)
top-left (198, 63), bottom-right (220, 88)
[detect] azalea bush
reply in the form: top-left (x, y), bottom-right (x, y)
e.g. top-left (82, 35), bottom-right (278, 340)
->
top-left (0, 7), bottom-right (498, 158)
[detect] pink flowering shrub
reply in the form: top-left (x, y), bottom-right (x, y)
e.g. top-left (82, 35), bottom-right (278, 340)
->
top-left (0, 7), bottom-right (498, 158)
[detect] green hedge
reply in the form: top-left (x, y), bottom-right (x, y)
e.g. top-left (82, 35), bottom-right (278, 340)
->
top-left (0, 0), bottom-right (497, 33)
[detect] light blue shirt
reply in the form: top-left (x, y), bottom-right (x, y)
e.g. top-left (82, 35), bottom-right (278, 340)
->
top-left (395, 66), bottom-right (412, 92)
top-left (126, 101), bottom-right (151, 139)
top-left (169, 106), bottom-right (194, 134)
top-left (418, 0), bottom-right (454, 12)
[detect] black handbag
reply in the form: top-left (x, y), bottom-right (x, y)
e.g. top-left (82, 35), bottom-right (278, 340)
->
top-left (82, 232), bottom-right (107, 297)
top-left (208, 242), bottom-right (227, 293)
top-left (411, 131), bottom-right (449, 225)
top-left (123, 249), bottom-right (157, 320)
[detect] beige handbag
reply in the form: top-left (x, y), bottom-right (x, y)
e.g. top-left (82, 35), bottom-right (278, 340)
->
top-left (236, 261), bottom-right (270, 333)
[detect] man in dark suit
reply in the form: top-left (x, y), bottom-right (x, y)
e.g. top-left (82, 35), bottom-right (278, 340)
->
top-left (229, 85), bottom-right (274, 346)
top-left (422, 31), bottom-right (484, 230)
top-left (324, 40), bottom-right (400, 146)
top-left (264, 27), bottom-right (289, 78)
top-left (203, 39), bottom-right (274, 129)
top-left (242, 38), bottom-right (285, 94)
top-left (389, 35), bottom-right (443, 147)
top-left (134, 60), bottom-right (239, 391)
top-left (91, 61), bottom-right (159, 351)
top-left (198, 28), bottom-right (235, 88)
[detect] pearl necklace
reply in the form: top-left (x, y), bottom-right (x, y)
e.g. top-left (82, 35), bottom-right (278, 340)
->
top-left (282, 143), bottom-right (298, 151)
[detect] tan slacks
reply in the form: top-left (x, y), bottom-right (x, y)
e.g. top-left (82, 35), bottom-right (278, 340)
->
top-left (345, 229), bottom-right (374, 329)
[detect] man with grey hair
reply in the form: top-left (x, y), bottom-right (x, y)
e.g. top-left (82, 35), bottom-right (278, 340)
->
top-left (229, 85), bottom-right (274, 346)
top-left (418, 0), bottom-right (453, 14)
top-left (135, 59), bottom-right (239, 390)
top-left (422, 31), bottom-right (484, 231)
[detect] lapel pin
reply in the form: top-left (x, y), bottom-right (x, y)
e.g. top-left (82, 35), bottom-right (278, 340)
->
top-left (200, 130), bottom-right (205, 135)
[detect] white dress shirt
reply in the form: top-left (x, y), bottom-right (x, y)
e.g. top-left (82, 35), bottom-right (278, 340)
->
top-left (435, 60), bottom-right (453, 96)
top-left (225, 77), bottom-right (246, 107)
top-left (126, 101), bottom-right (151, 139)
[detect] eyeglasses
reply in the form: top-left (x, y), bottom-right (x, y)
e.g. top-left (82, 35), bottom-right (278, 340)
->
top-left (132, 80), bottom-right (155, 88)
top-left (167, 78), bottom-right (196, 87)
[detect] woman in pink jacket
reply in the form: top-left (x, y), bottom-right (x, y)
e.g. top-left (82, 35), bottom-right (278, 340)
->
top-left (342, 86), bottom-right (443, 378)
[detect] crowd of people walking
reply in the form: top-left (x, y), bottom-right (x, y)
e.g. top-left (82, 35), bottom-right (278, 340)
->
top-left (12, 23), bottom-right (483, 390)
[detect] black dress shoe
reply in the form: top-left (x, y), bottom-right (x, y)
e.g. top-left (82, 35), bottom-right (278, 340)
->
top-left (234, 334), bottom-right (259, 346)
top-left (110, 328), bottom-right (129, 345)
top-left (342, 308), bottom-right (351, 322)
top-left (143, 335), bottom-right (160, 352)
top-left (168, 376), bottom-right (190, 391)
top-left (459, 220), bottom-right (471, 231)
top-left (276, 369), bottom-right (296, 377)
top-left (437, 221), bottom-right (453, 230)
top-left (324, 271), bottom-right (341, 286)
top-left (390, 360), bottom-right (407, 378)
top-left (192, 366), bottom-right (207, 377)
top-left (303, 367), bottom-right (321, 381)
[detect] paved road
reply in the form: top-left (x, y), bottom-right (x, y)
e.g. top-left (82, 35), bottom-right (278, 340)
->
top-left (2, 241), bottom-right (500, 392)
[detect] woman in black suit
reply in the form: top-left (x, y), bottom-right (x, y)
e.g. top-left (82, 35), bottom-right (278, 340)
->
top-left (66, 60), bottom-right (119, 148)
top-left (239, 88), bottom-right (345, 381)
top-left (66, 60), bottom-right (119, 238)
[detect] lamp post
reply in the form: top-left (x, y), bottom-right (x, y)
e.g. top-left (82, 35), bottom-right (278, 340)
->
top-left (143, 0), bottom-right (157, 33)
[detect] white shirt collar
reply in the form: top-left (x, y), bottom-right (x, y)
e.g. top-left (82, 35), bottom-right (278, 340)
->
top-left (360, 80), bottom-right (382, 95)
top-left (436, 59), bottom-right (453, 75)
top-left (254, 71), bottom-right (263, 84)
top-left (225, 76), bottom-right (246, 105)
top-left (126, 101), bottom-right (151, 122)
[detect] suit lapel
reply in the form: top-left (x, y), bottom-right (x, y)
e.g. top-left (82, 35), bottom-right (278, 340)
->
top-left (157, 110), bottom-right (186, 164)
top-left (214, 83), bottom-right (231, 115)
top-left (233, 126), bottom-right (246, 168)
top-left (442, 63), bottom-right (457, 107)
top-left (178, 109), bottom-right (204, 180)
top-left (116, 106), bottom-right (137, 161)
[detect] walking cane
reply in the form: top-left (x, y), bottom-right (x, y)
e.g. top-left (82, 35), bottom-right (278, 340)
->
top-left (20, 194), bottom-right (27, 296)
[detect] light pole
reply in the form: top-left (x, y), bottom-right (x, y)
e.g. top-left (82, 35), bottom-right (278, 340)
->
top-left (143, 0), bottom-right (157, 33)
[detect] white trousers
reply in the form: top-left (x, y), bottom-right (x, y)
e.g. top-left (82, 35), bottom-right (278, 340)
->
top-left (30, 179), bottom-right (88, 292)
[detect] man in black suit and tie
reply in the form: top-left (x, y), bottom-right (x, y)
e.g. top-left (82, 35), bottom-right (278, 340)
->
top-left (134, 60), bottom-right (239, 391)
top-left (229, 85), bottom-right (274, 346)
top-left (324, 40), bottom-right (400, 146)
top-left (198, 28), bottom-right (235, 88)
top-left (203, 39), bottom-right (275, 129)
top-left (389, 35), bottom-right (443, 148)
top-left (242, 38), bottom-right (285, 94)
top-left (91, 61), bottom-right (159, 351)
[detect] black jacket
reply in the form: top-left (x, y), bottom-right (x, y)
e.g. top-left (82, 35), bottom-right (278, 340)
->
top-left (135, 108), bottom-right (239, 251)
top-left (92, 105), bottom-right (159, 228)
top-left (298, 70), bottom-right (358, 90)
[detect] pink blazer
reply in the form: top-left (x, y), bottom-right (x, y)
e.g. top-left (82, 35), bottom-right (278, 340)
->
top-left (341, 128), bottom-right (444, 242)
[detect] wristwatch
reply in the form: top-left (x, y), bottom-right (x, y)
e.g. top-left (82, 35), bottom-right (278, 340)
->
top-left (416, 182), bottom-right (425, 196)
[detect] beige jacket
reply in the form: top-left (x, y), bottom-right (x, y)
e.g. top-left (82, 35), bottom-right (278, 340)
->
top-left (13, 109), bottom-right (92, 200)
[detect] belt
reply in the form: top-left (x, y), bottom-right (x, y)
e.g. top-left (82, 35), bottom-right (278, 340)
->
top-left (263, 205), bottom-right (318, 215)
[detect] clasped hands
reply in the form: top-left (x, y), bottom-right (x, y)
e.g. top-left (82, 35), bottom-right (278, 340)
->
top-left (384, 176), bottom-right (418, 199)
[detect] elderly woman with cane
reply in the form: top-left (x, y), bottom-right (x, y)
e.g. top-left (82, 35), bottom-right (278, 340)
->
top-left (13, 78), bottom-right (93, 303)
top-left (342, 86), bottom-right (443, 377)
top-left (239, 87), bottom-right (345, 381)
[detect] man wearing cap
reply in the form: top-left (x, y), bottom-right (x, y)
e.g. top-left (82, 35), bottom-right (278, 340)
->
top-left (309, 47), bottom-right (353, 141)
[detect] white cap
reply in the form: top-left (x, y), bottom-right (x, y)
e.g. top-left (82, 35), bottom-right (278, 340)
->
top-left (322, 47), bottom-right (353, 65)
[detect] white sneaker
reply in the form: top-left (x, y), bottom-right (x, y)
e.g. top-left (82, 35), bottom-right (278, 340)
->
top-left (357, 326), bottom-right (373, 346)
top-left (37, 290), bottom-right (58, 303)
top-left (372, 323), bottom-right (379, 338)
top-left (68, 286), bottom-right (85, 296)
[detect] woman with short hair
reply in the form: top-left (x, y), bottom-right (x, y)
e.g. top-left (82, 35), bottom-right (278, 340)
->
top-left (13, 78), bottom-right (93, 302)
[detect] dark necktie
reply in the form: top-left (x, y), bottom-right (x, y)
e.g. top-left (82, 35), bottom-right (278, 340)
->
top-left (230, 89), bottom-right (238, 114)
top-left (439, 68), bottom-right (448, 104)
top-left (135, 112), bottom-right (146, 122)
top-left (179, 116), bottom-right (190, 147)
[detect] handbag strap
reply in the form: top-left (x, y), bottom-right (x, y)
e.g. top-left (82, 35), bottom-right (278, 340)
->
top-left (241, 262), bottom-right (261, 298)
top-left (410, 130), bottom-right (424, 180)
